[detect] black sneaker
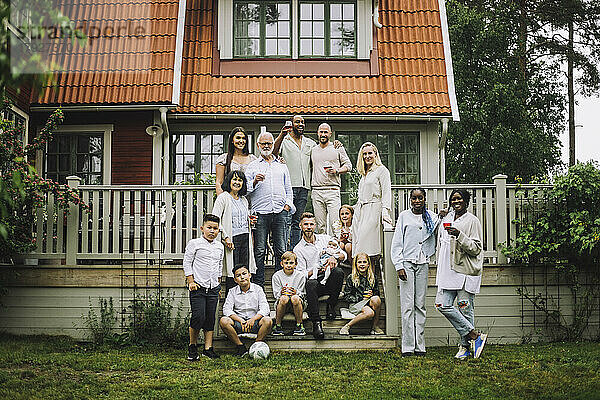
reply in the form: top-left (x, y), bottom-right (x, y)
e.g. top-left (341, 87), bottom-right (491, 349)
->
top-left (236, 344), bottom-right (248, 357)
top-left (187, 344), bottom-right (199, 361)
top-left (202, 347), bottom-right (220, 359)
top-left (272, 324), bottom-right (285, 336)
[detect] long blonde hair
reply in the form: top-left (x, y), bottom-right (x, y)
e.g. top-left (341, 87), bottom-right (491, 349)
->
top-left (351, 252), bottom-right (375, 287)
top-left (356, 142), bottom-right (383, 176)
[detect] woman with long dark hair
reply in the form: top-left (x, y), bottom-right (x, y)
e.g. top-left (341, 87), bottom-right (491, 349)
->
top-left (212, 170), bottom-right (256, 293)
top-left (215, 127), bottom-right (256, 195)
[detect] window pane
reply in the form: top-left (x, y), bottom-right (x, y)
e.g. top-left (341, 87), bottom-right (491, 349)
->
top-left (300, 39), bottom-right (312, 55)
top-left (59, 155), bottom-right (70, 172)
top-left (300, 3), bottom-right (311, 19)
top-left (266, 21), bottom-right (277, 37)
top-left (77, 136), bottom-right (89, 153)
top-left (212, 135), bottom-right (223, 153)
top-left (176, 155), bottom-right (184, 173)
top-left (300, 21), bottom-right (312, 37)
top-left (313, 39), bottom-right (324, 55)
top-left (77, 154), bottom-right (89, 172)
top-left (266, 38), bottom-right (277, 55)
top-left (200, 155), bottom-right (211, 174)
top-left (279, 39), bottom-right (290, 55)
top-left (91, 155), bottom-right (102, 172)
top-left (343, 3), bottom-right (354, 18)
top-left (331, 21), bottom-right (342, 38)
top-left (396, 136), bottom-right (406, 153)
top-left (90, 137), bottom-right (102, 153)
top-left (313, 21), bottom-right (324, 38)
top-left (185, 135), bottom-right (195, 152)
top-left (278, 3), bottom-right (289, 19)
top-left (184, 155), bottom-right (195, 172)
top-left (331, 39), bottom-right (342, 56)
top-left (201, 135), bottom-right (211, 153)
top-left (47, 155), bottom-right (57, 171)
top-left (407, 136), bottom-right (418, 153)
top-left (313, 3), bottom-right (324, 19)
top-left (89, 174), bottom-right (102, 185)
top-left (330, 3), bottom-right (342, 20)
top-left (278, 21), bottom-right (289, 37)
top-left (59, 136), bottom-right (70, 152)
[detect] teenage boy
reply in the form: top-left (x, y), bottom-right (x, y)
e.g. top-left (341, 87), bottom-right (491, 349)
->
top-left (219, 264), bottom-right (273, 356)
top-left (183, 213), bottom-right (224, 361)
top-left (271, 251), bottom-right (307, 336)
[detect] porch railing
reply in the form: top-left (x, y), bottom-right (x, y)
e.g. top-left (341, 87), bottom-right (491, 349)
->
top-left (25, 174), bottom-right (552, 266)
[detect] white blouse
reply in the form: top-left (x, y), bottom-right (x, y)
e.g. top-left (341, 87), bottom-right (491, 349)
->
top-left (230, 197), bottom-right (249, 236)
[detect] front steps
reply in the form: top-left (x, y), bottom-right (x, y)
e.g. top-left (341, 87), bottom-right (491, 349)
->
top-left (212, 263), bottom-right (399, 352)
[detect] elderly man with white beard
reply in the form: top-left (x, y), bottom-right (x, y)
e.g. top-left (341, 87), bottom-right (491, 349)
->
top-left (245, 131), bottom-right (295, 287)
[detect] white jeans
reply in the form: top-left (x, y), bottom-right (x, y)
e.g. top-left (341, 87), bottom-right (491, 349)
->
top-left (399, 261), bottom-right (429, 353)
top-left (311, 188), bottom-right (341, 236)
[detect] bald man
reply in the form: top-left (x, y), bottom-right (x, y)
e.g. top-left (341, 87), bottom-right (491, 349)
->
top-left (245, 131), bottom-right (295, 287)
top-left (310, 123), bottom-right (352, 236)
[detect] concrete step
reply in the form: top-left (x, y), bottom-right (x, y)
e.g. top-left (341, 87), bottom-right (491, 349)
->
top-left (212, 335), bottom-right (398, 353)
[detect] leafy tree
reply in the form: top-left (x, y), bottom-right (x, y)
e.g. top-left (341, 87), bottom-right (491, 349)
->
top-left (523, 0), bottom-right (600, 166)
top-left (445, 0), bottom-right (564, 183)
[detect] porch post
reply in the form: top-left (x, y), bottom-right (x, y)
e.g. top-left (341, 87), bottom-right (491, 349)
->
top-left (493, 174), bottom-right (508, 264)
top-left (66, 176), bottom-right (81, 265)
top-left (383, 227), bottom-right (399, 336)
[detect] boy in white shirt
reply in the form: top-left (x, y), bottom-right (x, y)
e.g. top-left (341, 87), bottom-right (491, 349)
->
top-left (219, 265), bottom-right (272, 356)
top-left (271, 251), bottom-right (307, 336)
top-left (183, 213), bottom-right (224, 361)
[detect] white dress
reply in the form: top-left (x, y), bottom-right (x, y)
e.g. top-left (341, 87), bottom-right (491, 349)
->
top-left (352, 165), bottom-right (393, 257)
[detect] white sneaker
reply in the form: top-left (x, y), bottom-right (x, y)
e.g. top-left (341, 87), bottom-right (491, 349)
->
top-left (339, 325), bottom-right (350, 335)
top-left (454, 345), bottom-right (471, 360)
top-left (371, 326), bottom-right (384, 335)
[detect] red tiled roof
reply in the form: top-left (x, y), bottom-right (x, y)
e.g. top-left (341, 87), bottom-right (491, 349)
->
top-left (36, 0), bottom-right (454, 116)
top-left (178, 0), bottom-right (453, 115)
top-left (37, 0), bottom-right (178, 105)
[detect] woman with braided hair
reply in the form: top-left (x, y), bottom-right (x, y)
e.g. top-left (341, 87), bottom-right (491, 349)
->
top-left (390, 188), bottom-right (442, 356)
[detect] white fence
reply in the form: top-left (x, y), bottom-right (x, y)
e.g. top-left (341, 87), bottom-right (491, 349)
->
top-left (26, 175), bottom-right (551, 265)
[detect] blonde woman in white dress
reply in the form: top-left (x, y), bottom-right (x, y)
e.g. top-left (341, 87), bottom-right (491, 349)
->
top-left (352, 142), bottom-right (393, 264)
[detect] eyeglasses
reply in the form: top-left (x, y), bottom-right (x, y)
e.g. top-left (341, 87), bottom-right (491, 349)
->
top-left (258, 142), bottom-right (273, 147)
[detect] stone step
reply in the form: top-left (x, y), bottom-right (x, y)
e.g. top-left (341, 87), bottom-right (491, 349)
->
top-left (211, 335), bottom-right (398, 353)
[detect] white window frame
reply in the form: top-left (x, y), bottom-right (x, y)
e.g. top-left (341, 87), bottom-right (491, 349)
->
top-left (39, 124), bottom-right (113, 185)
top-left (219, 0), bottom-right (372, 59)
top-left (2, 105), bottom-right (29, 149)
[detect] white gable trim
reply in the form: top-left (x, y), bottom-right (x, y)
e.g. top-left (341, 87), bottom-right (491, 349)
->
top-left (172, 0), bottom-right (188, 104)
top-left (437, 0), bottom-right (460, 122)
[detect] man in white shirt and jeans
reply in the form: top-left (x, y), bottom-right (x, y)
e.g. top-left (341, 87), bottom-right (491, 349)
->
top-left (245, 131), bottom-right (295, 287)
top-left (293, 212), bottom-right (345, 339)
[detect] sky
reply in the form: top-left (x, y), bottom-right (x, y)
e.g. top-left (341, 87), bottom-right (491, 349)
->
top-left (559, 96), bottom-right (600, 164)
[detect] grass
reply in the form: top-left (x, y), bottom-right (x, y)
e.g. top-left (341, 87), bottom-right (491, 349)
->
top-left (0, 335), bottom-right (599, 399)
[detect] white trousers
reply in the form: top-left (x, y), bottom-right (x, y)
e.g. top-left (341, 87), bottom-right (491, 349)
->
top-left (311, 188), bottom-right (341, 236)
top-left (399, 261), bottom-right (429, 353)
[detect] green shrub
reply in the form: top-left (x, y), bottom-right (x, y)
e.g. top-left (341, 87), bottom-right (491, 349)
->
top-left (504, 161), bottom-right (600, 340)
top-left (84, 297), bottom-right (119, 345)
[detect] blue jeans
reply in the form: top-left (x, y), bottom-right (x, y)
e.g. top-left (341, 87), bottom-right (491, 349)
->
top-left (288, 187), bottom-right (308, 250)
top-left (435, 288), bottom-right (475, 346)
top-left (253, 210), bottom-right (290, 287)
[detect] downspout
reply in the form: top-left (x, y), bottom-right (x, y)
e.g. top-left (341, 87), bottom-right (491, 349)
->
top-left (373, 0), bottom-right (382, 28)
top-left (439, 118), bottom-right (449, 184)
top-left (159, 107), bottom-right (170, 185)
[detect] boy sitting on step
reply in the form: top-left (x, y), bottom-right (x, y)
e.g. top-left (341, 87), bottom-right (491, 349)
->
top-left (220, 264), bottom-right (272, 356)
top-left (271, 251), bottom-right (307, 336)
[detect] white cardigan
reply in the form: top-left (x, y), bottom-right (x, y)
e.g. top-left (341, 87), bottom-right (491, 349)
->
top-left (211, 192), bottom-right (257, 277)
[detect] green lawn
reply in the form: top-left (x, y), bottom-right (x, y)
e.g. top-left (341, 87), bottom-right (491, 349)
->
top-left (0, 335), bottom-right (599, 400)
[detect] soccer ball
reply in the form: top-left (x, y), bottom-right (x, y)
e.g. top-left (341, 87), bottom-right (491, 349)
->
top-left (249, 341), bottom-right (270, 359)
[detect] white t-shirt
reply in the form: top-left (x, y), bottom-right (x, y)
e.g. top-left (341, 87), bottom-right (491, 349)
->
top-left (231, 197), bottom-right (249, 236)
